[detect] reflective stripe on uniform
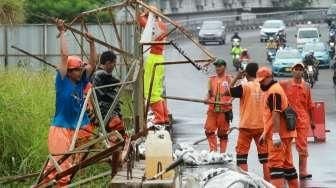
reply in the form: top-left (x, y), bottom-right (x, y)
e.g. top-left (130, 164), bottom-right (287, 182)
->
top-left (258, 153), bottom-right (268, 164)
top-left (236, 154), bottom-right (248, 165)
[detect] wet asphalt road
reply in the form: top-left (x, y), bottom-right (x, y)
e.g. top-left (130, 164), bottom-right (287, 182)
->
top-left (164, 24), bottom-right (336, 187)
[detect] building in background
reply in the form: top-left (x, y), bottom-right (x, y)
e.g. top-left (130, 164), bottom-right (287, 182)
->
top-left (148, 0), bottom-right (334, 14)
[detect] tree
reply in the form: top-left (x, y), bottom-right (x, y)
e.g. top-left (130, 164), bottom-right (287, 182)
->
top-left (24, 0), bottom-right (121, 23)
top-left (0, 0), bottom-right (25, 24)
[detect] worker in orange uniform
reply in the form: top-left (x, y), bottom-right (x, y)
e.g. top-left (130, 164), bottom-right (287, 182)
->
top-left (225, 63), bottom-right (269, 181)
top-left (279, 62), bottom-right (314, 180)
top-left (138, 6), bottom-right (170, 125)
top-left (257, 67), bottom-right (299, 188)
top-left (204, 59), bottom-right (232, 153)
top-left (42, 19), bottom-right (96, 186)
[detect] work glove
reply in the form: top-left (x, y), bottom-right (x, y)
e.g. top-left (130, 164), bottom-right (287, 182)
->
top-left (272, 133), bottom-right (281, 147)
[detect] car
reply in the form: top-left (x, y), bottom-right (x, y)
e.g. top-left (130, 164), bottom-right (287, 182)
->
top-left (302, 42), bottom-right (332, 68)
top-left (259, 20), bottom-right (286, 42)
top-left (325, 4), bottom-right (336, 26)
top-left (295, 26), bottom-right (321, 50)
top-left (272, 48), bottom-right (302, 77)
top-left (198, 20), bottom-right (226, 45)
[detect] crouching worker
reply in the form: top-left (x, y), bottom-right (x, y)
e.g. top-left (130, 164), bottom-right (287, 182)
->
top-left (92, 50), bottom-right (126, 142)
top-left (43, 19), bottom-right (96, 186)
top-left (204, 59), bottom-right (233, 153)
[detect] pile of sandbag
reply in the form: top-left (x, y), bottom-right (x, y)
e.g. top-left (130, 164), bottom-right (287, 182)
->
top-left (184, 167), bottom-right (274, 188)
top-left (174, 144), bottom-right (233, 166)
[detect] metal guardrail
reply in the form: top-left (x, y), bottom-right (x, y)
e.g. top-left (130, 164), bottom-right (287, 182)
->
top-left (170, 9), bottom-right (328, 35)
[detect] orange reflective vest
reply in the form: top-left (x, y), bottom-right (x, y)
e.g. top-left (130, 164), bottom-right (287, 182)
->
top-left (239, 81), bottom-right (264, 129)
top-left (208, 75), bottom-right (232, 112)
top-left (263, 82), bottom-right (296, 139)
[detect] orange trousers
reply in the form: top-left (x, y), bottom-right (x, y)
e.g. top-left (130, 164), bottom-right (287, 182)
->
top-left (107, 116), bottom-right (126, 143)
top-left (204, 111), bottom-right (229, 153)
top-left (150, 100), bottom-right (169, 124)
top-left (268, 138), bottom-right (299, 188)
top-left (295, 128), bottom-right (309, 157)
top-left (236, 128), bottom-right (268, 165)
top-left (43, 124), bottom-right (95, 186)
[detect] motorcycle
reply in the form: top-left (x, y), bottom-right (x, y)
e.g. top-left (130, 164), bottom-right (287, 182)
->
top-left (232, 54), bottom-right (241, 71)
top-left (333, 62), bottom-right (336, 87)
top-left (304, 65), bottom-right (316, 88)
top-left (329, 40), bottom-right (335, 58)
top-left (267, 48), bottom-right (277, 63)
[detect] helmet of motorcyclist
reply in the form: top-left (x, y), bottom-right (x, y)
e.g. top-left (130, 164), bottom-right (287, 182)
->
top-left (307, 21), bottom-right (312, 25)
top-left (309, 50), bottom-right (314, 56)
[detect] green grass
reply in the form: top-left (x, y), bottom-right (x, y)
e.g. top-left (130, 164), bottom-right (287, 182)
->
top-left (0, 69), bottom-right (53, 177)
top-left (0, 68), bottom-right (134, 187)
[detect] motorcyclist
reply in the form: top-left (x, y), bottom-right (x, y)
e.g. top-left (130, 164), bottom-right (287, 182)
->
top-left (239, 48), bottom-right (251, 62)
top-left (276, 31), bottom-right (286, 49)
top-left (329, 20), bottom-right (336, 30)
top-left (231, 43), bottom-right (243, 70)
top-left (231, 32), bottom-right (242, 42)
top-left (266, 37), bottom-right (278, 50)
top-left (303, 51), bottom-right (319, 81)
top-left (231, 42), bottom-right (243, 58)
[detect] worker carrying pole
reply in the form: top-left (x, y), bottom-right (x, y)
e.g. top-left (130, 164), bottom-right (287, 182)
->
top-left (204, 59), bottom-right (233, 153)
top-left (138, 5), bottom-right (170, 126)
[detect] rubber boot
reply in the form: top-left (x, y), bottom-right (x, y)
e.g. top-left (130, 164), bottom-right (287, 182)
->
top-left (150, 100), bottom-right (166, 124)
top-left (219, 139), bottom-right (228, 153)
top-left (206, 133), bottom-right (217, 152)
top-left (299, 155), bottom-right (312, 180)
top-left (263, 163), bottom-right (270, 182)
top-left (270, 178), bottom-right (285, 188)
top-left (239, 164), bottom-right (248, 171)
top-left (287, 178), bottom-right (299, 188)
top-left (162, 100), bottom-right (170, 124)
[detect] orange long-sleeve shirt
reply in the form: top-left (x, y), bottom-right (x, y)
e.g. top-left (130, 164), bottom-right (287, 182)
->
top-left (279, 79), bottom-right (313, 129)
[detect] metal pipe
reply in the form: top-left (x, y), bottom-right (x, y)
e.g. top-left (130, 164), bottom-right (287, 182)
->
top-left (103, 59), bottom-right (138, 125)
top-left (163, 95), bottom-right (232, 106)
top-left (43, 15), bottom-right (134, 58)
top-left (94, 80), bottom-right (135, 90)
top-left (69, 88), bottom-right (93, 151)
top-left (11, 45), bottom-right (57, 69)
top-left (51, 149), bottom-right (104, 156)
top-left (79, 1), bottom-right (127, 17)
top-left (136, 0), bottom-right (215, 60)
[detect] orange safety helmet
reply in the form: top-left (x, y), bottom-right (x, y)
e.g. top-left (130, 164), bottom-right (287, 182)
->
top-left (256, 67), bottom-right (272, 82)
top-left (67, 56), bottom-right (84, 69)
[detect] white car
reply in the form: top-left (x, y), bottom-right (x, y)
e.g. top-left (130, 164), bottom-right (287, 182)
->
top-left (259, 20), bottom-right (286, 42)
top-left (296, 26), bottom-right (321, 49)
